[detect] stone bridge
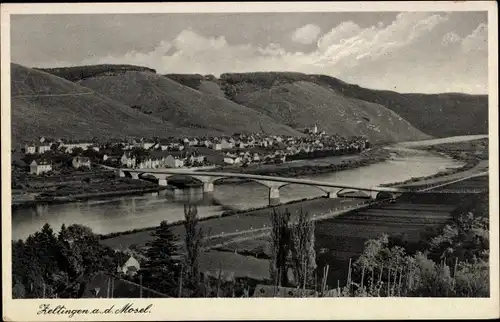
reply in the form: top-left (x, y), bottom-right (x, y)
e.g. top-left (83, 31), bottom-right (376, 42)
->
top-left (116, 168), bottom-right (404, 206)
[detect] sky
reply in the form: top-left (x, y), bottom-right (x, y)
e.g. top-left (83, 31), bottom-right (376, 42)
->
top-left (10, 11), bottom-right (488, 94)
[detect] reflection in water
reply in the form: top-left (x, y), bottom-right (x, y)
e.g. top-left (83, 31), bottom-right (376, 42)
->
top-left (12, 148), bottom-right (465, 240)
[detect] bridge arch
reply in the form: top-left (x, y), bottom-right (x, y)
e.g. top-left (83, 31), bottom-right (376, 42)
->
top-left (375, 191), bottom-right (399, 201)
top-left (337, 188), bottom-right (372, 199)
top-left (277, 182), bottom-right (335, 198)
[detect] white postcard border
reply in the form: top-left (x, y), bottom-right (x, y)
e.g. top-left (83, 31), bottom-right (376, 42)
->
top-left (1, 2), bottom-right (498, 321)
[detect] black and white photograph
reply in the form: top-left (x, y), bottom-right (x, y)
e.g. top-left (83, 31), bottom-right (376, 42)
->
top-left (2, 1), bottom-right (498, 321)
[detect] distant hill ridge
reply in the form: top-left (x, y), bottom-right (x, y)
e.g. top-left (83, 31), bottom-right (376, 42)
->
top-left (10, 63), bottom-right (221, 146)
top-left (36, 64), bottom-right (157, 82)
top-left (13, 64), bottom-right (488, 145)
top-left (164, 72), bottom-right (488, 138)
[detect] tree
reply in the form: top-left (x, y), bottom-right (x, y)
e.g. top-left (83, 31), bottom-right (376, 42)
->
top-left (269, 208), bottom-right (292, 287)
top-left (71, 147), bottom-right (84, 156)
top-left (183, 204), bottom-right (204, 295)
top-left (291, 208), bottom-right (317, 288)
top-left (142, 221), bottom-right (181, 296)
top-left (12, 223), bottom-right (122, 299)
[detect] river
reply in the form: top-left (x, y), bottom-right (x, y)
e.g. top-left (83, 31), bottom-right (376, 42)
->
top-left (12, 136), bottom-right (481, 241)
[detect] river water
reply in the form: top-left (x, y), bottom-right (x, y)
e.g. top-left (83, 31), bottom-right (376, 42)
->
top-left (12, 137), bottom-right (476, 241)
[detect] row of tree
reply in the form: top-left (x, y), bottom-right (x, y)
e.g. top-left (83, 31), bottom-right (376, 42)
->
top-left (12, 224), bottom-right (118, 298)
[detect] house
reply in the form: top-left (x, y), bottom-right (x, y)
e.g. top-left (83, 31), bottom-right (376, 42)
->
top-left (30, 160), bottom-right (52, 175)
top-left (237, 141), bottom-right (247, 149)
top-left (140, 139), bottom-right (156, 150)
top-left (38, 143), bottom-right (52, 154)
top-left (165, 155), bottom-right (184, 168)
top-left (117, 256), bottom-right (141, 277)
top-left (203, 139), bottom-right (213, 148)
top-left (72, 156), bottom-right (91, 169)
top-left (120, 153), bottom-right (137, 168)
top-left (223, 157), bottom-right (235, 165)
top-left (220, 139), bottom-right (234, 150)
top-left (224, 156), bottom-right (242, 165)
top-left (24, 144), bottom-right (37, 154)
top-left (188, 138), bottom-right (199, 146)
top-left (59, 140), bottom-right (93, 153)
top-left (212, 143), bottom-right (222, 151)
top-left (187, 154), bottom-right (205, 165)
top-left (158, 139), bottom-right (173, 151)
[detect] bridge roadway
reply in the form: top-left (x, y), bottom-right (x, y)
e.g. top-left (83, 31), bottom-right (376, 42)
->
top-left (417, 171), bottom-right (489, 193)
top-left (117, 167), bottom-right (404, 206)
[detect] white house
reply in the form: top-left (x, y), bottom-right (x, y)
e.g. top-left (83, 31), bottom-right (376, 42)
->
top-left (223, 156), bottom-right (241, 165)
top-left (120, 153), bottom-right (137, 168)
top-left (165, 155), bottom-right (184, 168)
top-left (38, 144), bottom-right (52, 154)
top-left (141, 140), bottom-right (156, 150)
top-left (220, 139), bottom-right (234, 150)
top-left (189, 138), bottom-right (199, 146)
top-left (30, 160), bottom-right (52, 175)
top-left (117, 256), bottom-right (141, 277)
top-left (24, 144), bottom-right (37, 154)
top-left (59, 140), bottom-right (93, 153)
top-left (212, 143), bottom-right (222, 151)
top-left (203, 140), bottom-right (213, 148)
top-left (72, 156), bottom-right (91, 169)
top-left (223, 157), bottom-right (235, 165)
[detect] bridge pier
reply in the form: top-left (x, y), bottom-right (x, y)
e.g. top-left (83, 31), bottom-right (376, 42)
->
top-left (268, 186), bottom-right (281, 206)
top-left (116, 169), bottom-right (125, 178)
top-left (130, 172), bottom-right (140, 180)
top-left (203, 182), bottom-right (214, 193)
top-left (158, 179), bottom-right (168, 186)
top-left (325, 190), bottom-right (337, 198)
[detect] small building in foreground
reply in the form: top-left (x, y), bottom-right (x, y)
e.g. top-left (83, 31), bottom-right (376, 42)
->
top-left (29, 160), bottom-right (52, 175)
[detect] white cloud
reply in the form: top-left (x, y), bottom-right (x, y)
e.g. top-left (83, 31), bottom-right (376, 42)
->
top-left (442, 32), bottom-right (461, 46)
top-left (462, 23), bottom-right (487, 52)
top-left (64, 13), bottom-right (486, 94)
top-left (291, 24), bottom-right (321, 45)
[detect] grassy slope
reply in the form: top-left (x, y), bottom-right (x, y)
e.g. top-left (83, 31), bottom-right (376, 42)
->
top-left (311, 75), bottom-right (489, 138)
top-left (78, 72), bottom-right (303, 137)
top-left (167, 72), bottom-right (487, 139)
top-left (10, 64), bottom-right (214, 146)
top-left (234, 80), bottom-right (430, 143)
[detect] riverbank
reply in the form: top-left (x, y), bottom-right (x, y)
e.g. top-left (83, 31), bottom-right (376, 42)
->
top-left (383, 138), bottom-right (488, 188)
top-left (12, 177), bottom-right (166, 208)
top-left (99, 196), bottom-right (370, 250)
top-left (216, 147), bottom-right (390, 179)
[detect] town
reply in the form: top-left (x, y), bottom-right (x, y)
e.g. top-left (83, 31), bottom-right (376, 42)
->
top-left (17, 125), bottom-right (370, 176)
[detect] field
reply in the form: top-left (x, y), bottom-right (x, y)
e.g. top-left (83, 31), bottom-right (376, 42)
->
top-left (215, 192), bottom-right (469, 287)
top-left (100, 197), bottom-right (364, 250)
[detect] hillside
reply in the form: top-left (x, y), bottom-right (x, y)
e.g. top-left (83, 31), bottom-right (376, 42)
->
top-left (165, 73), bottom-right (430, 142)
top-left (10, 64), bottom-right (216, 146)
top-left (36, 64), bottom-right (157, 82)
top-left (234, 80), bottom-right (430, 142)
top-left (77, 71), bottom-right (302, 137)
top-left (310, 75), bottom-right (489, 138)
top-left (166, 72), bottom-right (488, 138)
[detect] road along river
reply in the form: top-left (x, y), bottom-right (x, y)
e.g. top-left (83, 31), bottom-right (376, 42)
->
top-left (12, 136), bottom-right (482, 241)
